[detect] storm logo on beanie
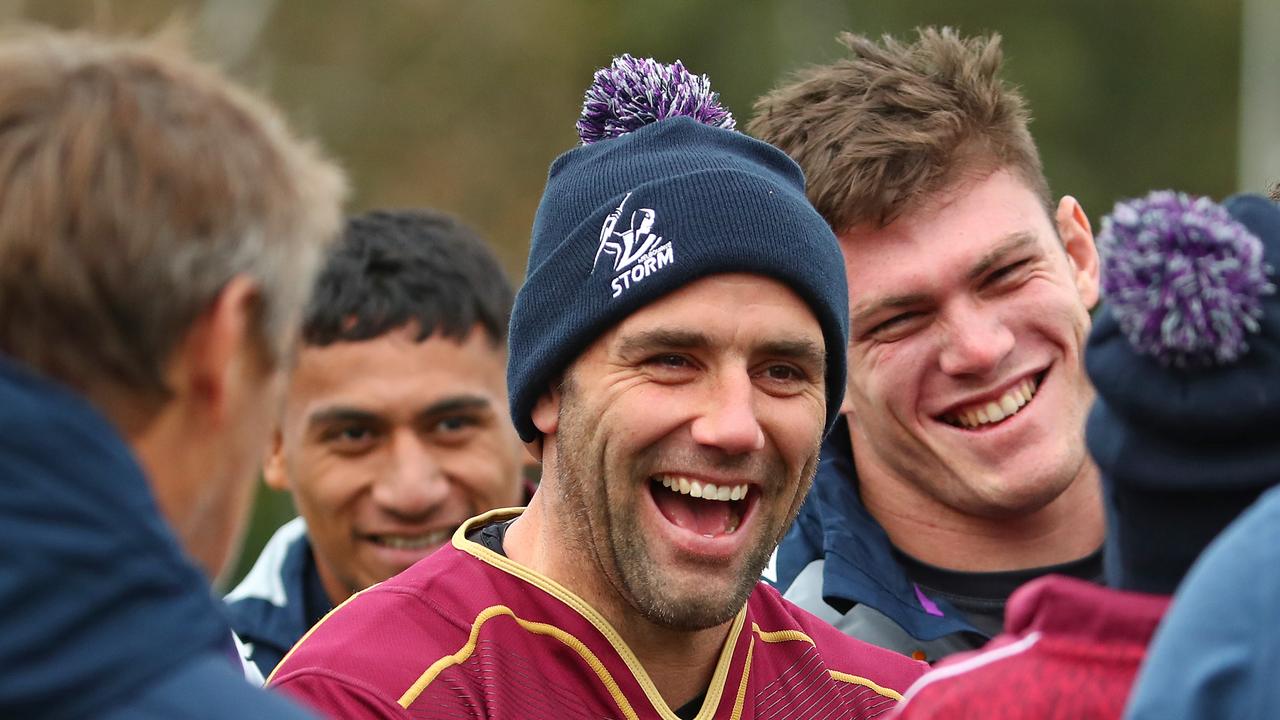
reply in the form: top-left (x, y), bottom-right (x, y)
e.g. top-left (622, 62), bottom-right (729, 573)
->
top-left (593, 191), bottom-right (675, 298)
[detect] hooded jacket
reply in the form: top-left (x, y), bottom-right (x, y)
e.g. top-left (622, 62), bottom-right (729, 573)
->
top-left (225, 518), bottom-right (333, 679)
top-left (0, 355), bottom-right (314, 719)
top-left (766, 417), bottom-right (983, 660)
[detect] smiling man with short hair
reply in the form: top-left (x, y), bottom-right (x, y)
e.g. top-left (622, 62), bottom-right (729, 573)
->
top-left (750, 28), bottom-right (1105, 661)
top-left (226, 209), bottom-right (527, 679)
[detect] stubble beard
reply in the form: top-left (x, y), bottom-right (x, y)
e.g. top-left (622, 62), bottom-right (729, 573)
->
top-left (551, 388), bottom-right (783, 632)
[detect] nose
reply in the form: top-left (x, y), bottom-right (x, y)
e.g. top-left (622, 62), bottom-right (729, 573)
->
top-left (689, 370), bottom-right (766, 455)
top-left (370, 431), bottom-right (450, 519)
top-left (937, 301), bottom-right (1015, 378)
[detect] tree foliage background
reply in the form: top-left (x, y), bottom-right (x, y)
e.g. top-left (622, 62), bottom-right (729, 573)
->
top-left (9, 0), bottom-right (1245, 586)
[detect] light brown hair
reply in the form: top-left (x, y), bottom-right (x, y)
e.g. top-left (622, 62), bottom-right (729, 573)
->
top-left (1269, 182), bottom-right (1280, 202)
top-left (0, 29), bottom-right (346, 416)
top-left (749, 27), bottom-right (1049, 233)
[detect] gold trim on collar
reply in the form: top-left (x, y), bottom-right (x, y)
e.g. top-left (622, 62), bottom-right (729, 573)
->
top-left (451, 509), bottom-right (749, 720)
top-left (397, 604), bottom-right (640, 718)
top-left (750, 621), bottom-right (904, 703)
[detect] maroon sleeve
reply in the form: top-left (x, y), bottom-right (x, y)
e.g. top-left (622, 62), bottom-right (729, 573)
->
top-left (266, 583), bottom-right (465, 719)
top-left (273, 669), bottom-right (413, 720)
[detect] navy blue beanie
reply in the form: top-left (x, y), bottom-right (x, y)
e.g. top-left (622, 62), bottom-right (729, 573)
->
top-left (1087, 192), bottom-right (1280, 594)
top-left (507, 57), bottom-right (849, 442)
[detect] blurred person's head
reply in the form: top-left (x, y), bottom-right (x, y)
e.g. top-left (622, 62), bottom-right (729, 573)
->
top-left (0, 29), bottom-right (347, 579)
top-left (1088, 191), bottom-right (1280, 593)
top-left (264, 210), bottom-right (525, 604)
top-left (750, 28), bottom-right (1101, 557)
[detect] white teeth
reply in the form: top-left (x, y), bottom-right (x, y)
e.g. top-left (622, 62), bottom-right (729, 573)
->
top-left (374, 530), bottom-right (450, 550)
top-left (947, 377), bottom-right (1039, 429)
top-left (999, 394), bottom-right (1018, 416)
top-left (985, 401), bottom-right (1005, 423)
top-left (655, 475), bottom-right (749, 503)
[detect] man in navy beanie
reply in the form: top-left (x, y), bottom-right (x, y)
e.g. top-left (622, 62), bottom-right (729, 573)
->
top-left (271, 54), bottom-right (924, 719)
top-left (892, 191), bottom-right (1280, 719)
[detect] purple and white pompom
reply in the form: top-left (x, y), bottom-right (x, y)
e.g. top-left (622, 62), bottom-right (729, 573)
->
top-left (577, 54), bottom-right (735, 145)
top-left (1098, 190), bottom-right (1275, 367)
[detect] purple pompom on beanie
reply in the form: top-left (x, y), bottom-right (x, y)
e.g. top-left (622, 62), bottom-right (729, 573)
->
top-left (577, 54), bottom-right (735, 145)
top-left (1096, 190), bottom-right (1274, 367)
top-left (1087, 192), bottom-right (1280, 594)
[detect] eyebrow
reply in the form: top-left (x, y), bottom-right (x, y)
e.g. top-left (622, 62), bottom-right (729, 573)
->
top-left (967, 231), bottom-right (1039, 282)
top-left (414, 395), bottom-right (493, 421)
top-left (617, 328), bottom-right (824, 369)
top-left (850, 231), bottom-right (1041, 330)
top-left (306, 395), bottom-right (494, 430)
top-left (617, 328), bottom-right (712, 356)
top-left (306, 407), bottom-right (382, 430)
top-left (850, 292), bottom-right (931, 331)
top-left (758, 338), bottom-right (826, 372)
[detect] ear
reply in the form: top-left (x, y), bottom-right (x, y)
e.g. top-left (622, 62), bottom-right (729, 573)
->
top-left (263, 428), bottom-right (289, 491)
top-left (524, 381), bottom-right (565, 462)
top-left (531, 382), bottom-right (562, 436)
top-left (839, 355), bottom-right (856, 415)
top-left (844, 404), bottom-right (859, 435)
top-left (1055, 196), bottom-right (1101, 310)
top-left (176, 275), bottom-right (263, 427)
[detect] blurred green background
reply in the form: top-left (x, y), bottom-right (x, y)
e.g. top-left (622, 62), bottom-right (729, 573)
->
top-left (10, 0), bottom-right (1266, 588)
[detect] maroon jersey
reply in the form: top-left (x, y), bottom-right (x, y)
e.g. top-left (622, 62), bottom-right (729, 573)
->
top-left (893, 575), bottom-right (1171, 719)
top-left (270, 509), bottom-right (925, 719)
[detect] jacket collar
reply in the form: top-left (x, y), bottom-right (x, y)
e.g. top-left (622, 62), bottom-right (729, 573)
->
top-left (808, 416), bottom-right (979, 640)
top-left (225, 518), bottom-right (331, 653)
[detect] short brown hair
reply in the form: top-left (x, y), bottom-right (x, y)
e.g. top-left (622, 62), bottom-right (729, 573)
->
top-left (750, 27), bottom-right (1048, 232)
top-left (1269, 183), bottom-right (1280, 202)
top-left (0, 29), bottom-right (346, 413)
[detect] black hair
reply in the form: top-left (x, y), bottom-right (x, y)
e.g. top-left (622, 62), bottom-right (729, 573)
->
top-left (301, 209), bottom-right (513, 348)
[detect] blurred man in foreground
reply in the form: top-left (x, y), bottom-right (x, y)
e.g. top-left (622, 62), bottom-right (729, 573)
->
top-left (0, 29), bottom-right (345, 718)
top-left (227, 209), bottom-right (528, 678)
top-left (751, 28), bottom-right (1104, 662)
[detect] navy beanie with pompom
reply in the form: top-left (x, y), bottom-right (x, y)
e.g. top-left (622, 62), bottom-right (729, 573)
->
top-left (1087, 191), bottom-right (1280, 594)
top-left (507, 54), bottom-right (849, 442)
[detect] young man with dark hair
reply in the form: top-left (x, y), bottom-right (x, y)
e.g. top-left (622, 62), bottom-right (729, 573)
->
top-left (268, 54), bottom-right (925, 719)
top-left (0, 29), bottom-right (345, 718)
top-left (749, 28), bottom-right (1104, 662)
top-left (227, 209), bottom-right (528, 678)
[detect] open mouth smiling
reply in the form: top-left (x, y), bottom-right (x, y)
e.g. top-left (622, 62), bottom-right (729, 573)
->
top-left (364, 529), bottom-right (455, 550)
top-left (648, 473), bottom-right (757, 538)
top-left (940, 370), bottom-right (1047, 430)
